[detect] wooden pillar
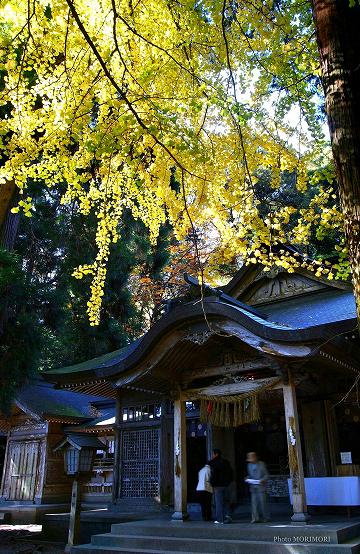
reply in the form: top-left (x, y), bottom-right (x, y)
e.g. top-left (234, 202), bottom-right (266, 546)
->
top-left (0, 433), bottom-right (10, 500)
top-left (324, 399), bottom-right (339, 476)
top-left (172, 397), bottom-right (189, 521)
top-left (65, 478), bottom-right (81, 552)
top-left (112, 389), bottom-right (122, 505)
top-left (282, 371), bottom-right (311, 523)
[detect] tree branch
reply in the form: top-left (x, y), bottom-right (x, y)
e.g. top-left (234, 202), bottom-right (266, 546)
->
top-left (64, 0), bottom-right (204, 179)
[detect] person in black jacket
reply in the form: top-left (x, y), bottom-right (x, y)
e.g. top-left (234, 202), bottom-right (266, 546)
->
top-left (209, 448), bottom-right (234, 524)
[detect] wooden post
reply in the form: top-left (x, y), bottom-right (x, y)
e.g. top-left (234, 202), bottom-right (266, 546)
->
top-left (282, 371), bottom-right (311, 523)
top-left (172, 397), bottom-right (189, 521)
top-left (0, 434), bottom-right (10, 500)
top-left (112, 389), bottom-right (122, 505)
top-left (65, 478), bottom-right (81, 552)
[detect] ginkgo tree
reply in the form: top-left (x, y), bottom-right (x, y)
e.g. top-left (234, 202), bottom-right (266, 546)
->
top-left (0, 0), bottom-right (354, 325)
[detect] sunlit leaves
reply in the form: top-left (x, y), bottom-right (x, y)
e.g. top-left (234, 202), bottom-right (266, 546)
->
top-left (0, 0), bottom-right (346, 323)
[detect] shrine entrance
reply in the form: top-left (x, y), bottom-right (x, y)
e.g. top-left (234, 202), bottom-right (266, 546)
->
top-left (172, 368), bottom-right (309, 523)
top-left (186, 436), bottom-right (207, 503)
top-left (234, 420), bottom-right (288, 500)
top-left (200, 391), bottom-right (288, 503)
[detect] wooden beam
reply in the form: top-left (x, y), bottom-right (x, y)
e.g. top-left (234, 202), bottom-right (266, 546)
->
top-left (182, 358), bottom-right (277, 383)
top-left (171, 397), bottom-right (188, 521)
top-left (283, 370), bottom-right (310, 523)
top-left (160, 399), bottom-right (171, 505)
top-left (301, 401), bottom-right (329, 476)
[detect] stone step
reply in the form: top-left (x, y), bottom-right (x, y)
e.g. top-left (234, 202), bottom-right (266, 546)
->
top-left (70, 544), bottom-right (217, 554)
top-left (110, 520), bottom-right (360, 544)
top-left (71, 538), bottom-right (360, 554)
top-left (92, 533), bottom-right (360, 553)
top-left (110, 499), bottom-right (166, 514)
top-left (72, 547), bottom-right (218, 554)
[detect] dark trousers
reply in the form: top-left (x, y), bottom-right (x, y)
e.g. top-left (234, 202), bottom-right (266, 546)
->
top-left (197, 491), bottom-right (212, 521)
top-left (213, 486), bottom-right (230, 523)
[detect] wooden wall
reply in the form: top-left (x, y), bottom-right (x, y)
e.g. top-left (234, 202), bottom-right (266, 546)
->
top-left (0, 419), bottom-right (73, 505)
top-left (301, 400), bottom-right (330, 477)
top-left (42, 422), bottom-right (72, 503)
top-left (0, 420), bottom-right (47, 504)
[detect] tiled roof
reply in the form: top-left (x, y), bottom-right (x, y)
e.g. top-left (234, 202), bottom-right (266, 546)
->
top-left (260, 289), bottom-right (357, 328)
top-left (17, 379), bottom-right (108, 419)
top-left (54, 433), bottom-right (107, 450)
top-left (44, 274), bottom-right (358, 384)
top-left (46, 341), bottom-right (139, 375)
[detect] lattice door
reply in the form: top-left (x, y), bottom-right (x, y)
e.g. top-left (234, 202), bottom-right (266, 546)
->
top-left (121, 428), bottom-right (160, 498)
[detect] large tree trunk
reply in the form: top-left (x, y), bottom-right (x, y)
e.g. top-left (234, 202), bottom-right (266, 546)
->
top-left (0, 207), bottom-right (20, 251)
top-left (0, 188), bottom-right (20, 337)
top-left (0, 181), bottom-right (18, 250)
top-left (0, 181), bottom-right (16, 230)
top-left (312, 0), bottom-right (360, 322)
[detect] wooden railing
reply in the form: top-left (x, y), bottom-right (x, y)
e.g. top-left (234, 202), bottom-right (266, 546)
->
top-left (93, 457), bottom-right (114, 470)
top-left (82, 482), bottom-right (113, 494)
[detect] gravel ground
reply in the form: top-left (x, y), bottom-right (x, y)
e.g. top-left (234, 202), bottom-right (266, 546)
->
top-left (0, 525), bottom-right (65, 553)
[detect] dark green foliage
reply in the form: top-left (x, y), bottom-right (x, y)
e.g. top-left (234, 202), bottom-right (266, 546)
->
top-left (0, 249), bottom-right (42, 413)
top-left (0, 185), bottom-right (172, 409)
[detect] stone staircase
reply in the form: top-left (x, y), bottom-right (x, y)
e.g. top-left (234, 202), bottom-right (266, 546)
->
top-left (71, 518), bottom-right (360, 553)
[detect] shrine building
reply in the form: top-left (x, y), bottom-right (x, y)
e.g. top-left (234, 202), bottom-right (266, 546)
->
top-left (42, 260), bottom-right (360, 522)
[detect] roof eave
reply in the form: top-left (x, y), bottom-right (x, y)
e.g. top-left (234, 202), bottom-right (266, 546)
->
top-left (45, 299), bottom-right (357, 386)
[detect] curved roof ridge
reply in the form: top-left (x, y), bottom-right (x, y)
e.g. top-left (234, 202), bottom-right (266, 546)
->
top-left (45, 292), bottom-right (357, 384)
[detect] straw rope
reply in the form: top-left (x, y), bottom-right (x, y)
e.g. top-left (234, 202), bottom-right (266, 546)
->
top-left (199, 395), bottom-right (260, 428)
top-left (189, 377), bottom-right (281, 403)
top-left (196, 377), bottom-right (281, 428)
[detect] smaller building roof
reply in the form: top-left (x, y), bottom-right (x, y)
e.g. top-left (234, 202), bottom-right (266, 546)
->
top-left (54, 433), bottom-right (107, 451)
top-left (46, 342), bottom-right (139, 376)
top-left (16, 379), bottom-right (109, 421)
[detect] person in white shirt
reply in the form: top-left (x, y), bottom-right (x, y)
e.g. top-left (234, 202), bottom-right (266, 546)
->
top-left (196, 462), bottom-right (213, 521)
